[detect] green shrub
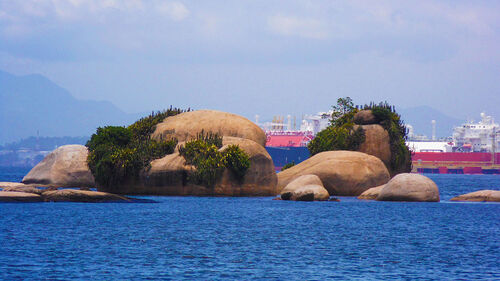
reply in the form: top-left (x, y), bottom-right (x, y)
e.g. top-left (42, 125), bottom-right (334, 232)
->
top-left (179, 135), bottom-right (250, 187)
top-left (86, 107), bottom-right (183, 188)
top-left (223, 145), bottom-right (250, 181)
top-left (281, 161), bottom-right (295, 171)
top-left (128, 107), bottom-right (185, 140)
top-left (86, 126), bottom-right (132, 151)
top-left (308, 97), bottom-right (365, 155)
top-left (179, 139), bottom-right (225, 187)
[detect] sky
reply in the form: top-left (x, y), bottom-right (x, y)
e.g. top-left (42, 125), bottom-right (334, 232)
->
top-left (1, 0), bottom-right (499, 121)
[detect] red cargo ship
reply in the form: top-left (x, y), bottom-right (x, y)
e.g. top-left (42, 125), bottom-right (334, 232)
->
top-left (412, 152), bottom-right (500, 174)
top-left (264, 112), bottom-right (500, 174)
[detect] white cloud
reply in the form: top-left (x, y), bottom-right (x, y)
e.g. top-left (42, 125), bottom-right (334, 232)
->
top-left (156, 1), bottom-right (190, 21)
top-left (268, 14), bottom-right (328, 39)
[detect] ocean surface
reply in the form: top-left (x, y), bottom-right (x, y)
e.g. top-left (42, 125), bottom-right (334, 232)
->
top-left (1, 167), bottom-right (499, 280)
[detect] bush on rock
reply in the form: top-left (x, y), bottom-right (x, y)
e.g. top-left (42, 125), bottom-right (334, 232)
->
top-left (308, 97), bottom-right (365, 155)
top-left (179, 132), bottom-right (250, 187)
top-left (86, 108), bottom-right (183, 189)
top-left (308, 97), bottom-right (411, 176)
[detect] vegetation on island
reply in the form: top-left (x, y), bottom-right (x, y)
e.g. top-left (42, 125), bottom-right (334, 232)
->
top-left (179, 131), bottom-right (250, 187)
top-left (281, 161), bottom-right (295, 171)
top-left (86, 108), bottom-right (251, 189)
top-left (307, 97), bottom-right (411, 174)
top-left (307, 97), bottom-right (365, 155)
top-left (86, 107), bottom-right (183, 188)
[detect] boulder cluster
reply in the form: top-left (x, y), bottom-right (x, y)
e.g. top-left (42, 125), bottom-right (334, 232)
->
top-left (278, 151), bottom-right (390, 201)
top-left (5, 109), bottom-right (496, 204)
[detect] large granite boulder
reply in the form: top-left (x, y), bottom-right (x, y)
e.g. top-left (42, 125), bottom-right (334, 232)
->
top-left (357, 184), bottom-right (385, 200)
top-left (377, 173), bottom-right (440, 202)
top-left (152, 110), bottom-right (267, 147)
top-left (0, 182), bottom-right (44, 195)
top-left (357, 125), bottom-right (391, 168)
top-left (0, 191), bottom-right (43, 202)
top-left (22, 145), bottom-right (95, 188)
top-left (42, 189), bottom-right (131, 203)
top-left (451, 190), bottom-right (500, 202)
top-left (100, 137), bottom-right (278, 196)
top-left (280, 175), bottom-right (329, 201)
top-left (277, 151), bottom-right (390, 196)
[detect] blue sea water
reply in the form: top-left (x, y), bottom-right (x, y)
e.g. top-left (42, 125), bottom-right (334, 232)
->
top-left (1, 167), bottom-right (499, 280)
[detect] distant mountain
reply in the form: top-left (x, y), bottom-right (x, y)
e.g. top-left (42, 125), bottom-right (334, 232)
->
top-left (0, 70), bottom-right (140, 144)
top-left (398, 106), bottom-right (463, 138)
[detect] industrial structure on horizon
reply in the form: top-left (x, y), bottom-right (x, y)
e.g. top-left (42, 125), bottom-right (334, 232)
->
top-left (261, 111), bottom-right (500, 174)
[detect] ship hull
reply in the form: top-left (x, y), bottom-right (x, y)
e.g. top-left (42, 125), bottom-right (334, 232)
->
top-left (412, 152), bottom-right (500, 174)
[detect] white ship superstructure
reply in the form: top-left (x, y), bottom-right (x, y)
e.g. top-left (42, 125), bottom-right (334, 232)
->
top-left (453, 113), bottom-right (500, 152)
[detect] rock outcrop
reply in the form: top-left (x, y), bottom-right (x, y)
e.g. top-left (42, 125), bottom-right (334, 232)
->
top-left (450, 190), bottom-right (500, 202)
top-left (357, 184), bottom-right (385, 200)
top-left (357, 125), bottom-right (391, 168)
top-left (354, 110), bottom-right (377, 125)
top-left (100, 136), bottom-right (278, 196)
top-left (282, 185), bottom-right (330, 201)
top-left (277, 151), bottom-right (390, 196)
top-left (22, 145), bottom-right (95, 188)
top-left (377, 173), bottom-right (440, 202)
top-left (280, 174), bottom-right (329, 201)
top-left (152, 110), bottom-right (267, 147)
top-left (42, 189), bottom-right (131, 203)
top-left (352, 109), bottom-right (411, 176)
top-left (0, 182), bottom-right (44, 195)
top-left (0, 191), bottom-right (43, 202)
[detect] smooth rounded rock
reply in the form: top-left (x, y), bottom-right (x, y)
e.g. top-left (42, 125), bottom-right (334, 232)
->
top-left (281, 184), bottom-right (330, 201)
top-left (280, 174), bottom-right (323, 196)
top-left (451, 190), bottom-right (500, 202)
top-left (357, 185), bottom-right (385, 200)
top-left (0, 191), bottom-right (43, 202)
top-left (377, 173), bottom-right (440, 202)
top-left (22, 145), bottom-right (95, 188)
top-left (42, 189), bottom-right (131, 203)
top-left (152, 110), bottom-right (267, 147)
top-left (278, 151), bottom-right (390, 196)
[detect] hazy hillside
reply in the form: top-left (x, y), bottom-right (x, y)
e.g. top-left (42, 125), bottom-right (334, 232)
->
top-left (399, 106), bottom-right (462, 138)
top-left (0, 70), bottom-right (139, 144)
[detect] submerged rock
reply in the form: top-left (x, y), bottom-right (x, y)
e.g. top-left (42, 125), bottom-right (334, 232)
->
top-left (277, 151), bottom-right (390, 196)
top-left (377, 173), bottom-right (440, 202)
top-left (42, 189), bottom-right (131, 203)
top-left (0, 191), bottom-right (43, 202)
top-left (22, 145), bottom-right (95, 188)
top-left (451, 190), bottom-right (500, 202)
top-left (0, 182), bottom-right (44, 195)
